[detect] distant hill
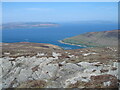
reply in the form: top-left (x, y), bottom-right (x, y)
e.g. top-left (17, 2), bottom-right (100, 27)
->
top-left (61, 30), bottom-right (119, 47)
top-left (2, 22), bottom-right (59, 29)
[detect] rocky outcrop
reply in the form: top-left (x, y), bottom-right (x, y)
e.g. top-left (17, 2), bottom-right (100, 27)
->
top-left (1, 44), bottom-right (119, 89)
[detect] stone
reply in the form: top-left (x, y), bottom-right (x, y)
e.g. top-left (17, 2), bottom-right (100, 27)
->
top-left (17, 68), bottom-right (32, 82)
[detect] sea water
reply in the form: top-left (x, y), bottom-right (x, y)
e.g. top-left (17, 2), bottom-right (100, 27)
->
top-left (2, 22), bottom-right (117, 49)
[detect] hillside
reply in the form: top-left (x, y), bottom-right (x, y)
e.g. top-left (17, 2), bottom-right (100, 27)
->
top-left (61, 30), bottom-right (119, 47)
top-left (1, 42), bottom-right (61, 57)
top-left (1, 42), bottom-right (119, 89)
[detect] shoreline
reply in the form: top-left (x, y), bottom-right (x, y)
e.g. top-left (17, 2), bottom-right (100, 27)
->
top-left (58, 40), bottom-right (88, 48)
top-left (2, 41), bottom-right (89, 50)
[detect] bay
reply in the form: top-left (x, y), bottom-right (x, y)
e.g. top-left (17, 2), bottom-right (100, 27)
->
top-left (2, 22), bottom-right (117, 49)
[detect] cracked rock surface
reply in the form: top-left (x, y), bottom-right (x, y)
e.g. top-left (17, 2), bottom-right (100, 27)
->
top-left (1, 43), bottom-right (119, 88)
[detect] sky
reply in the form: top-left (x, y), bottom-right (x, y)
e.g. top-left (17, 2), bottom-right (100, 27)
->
top-left (2, 2), bottom-right (118, 23)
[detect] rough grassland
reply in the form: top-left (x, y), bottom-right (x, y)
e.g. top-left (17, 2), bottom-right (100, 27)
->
top-left (62, 30), bottom-right (119, 47)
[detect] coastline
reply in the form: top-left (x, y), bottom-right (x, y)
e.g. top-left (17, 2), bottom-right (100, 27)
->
top-left (58, 40), bottom-right (87, 48)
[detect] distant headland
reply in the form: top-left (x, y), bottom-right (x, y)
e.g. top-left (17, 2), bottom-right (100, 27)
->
top-left (60, 30), bottom-right (119, 47)
top-left (2, 22), bottom-right (59, 29)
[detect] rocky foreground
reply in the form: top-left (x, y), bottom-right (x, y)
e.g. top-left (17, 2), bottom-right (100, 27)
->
top-left (1, 42), bottom-right (119, 89)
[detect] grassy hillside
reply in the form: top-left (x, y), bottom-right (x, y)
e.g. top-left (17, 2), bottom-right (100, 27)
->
top-left (1, 42), bottom-right (61, 57)
top-left (62, 30), bottom-right (119, 47)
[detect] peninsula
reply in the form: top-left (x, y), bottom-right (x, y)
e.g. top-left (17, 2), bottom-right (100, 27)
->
top-left (61, 30), bottom-right (119, 47)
